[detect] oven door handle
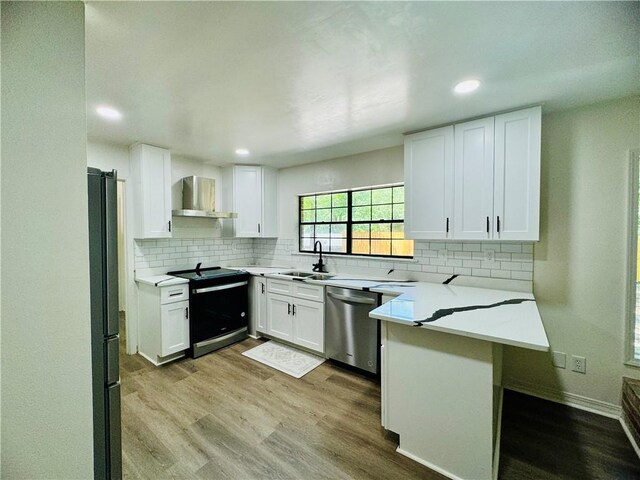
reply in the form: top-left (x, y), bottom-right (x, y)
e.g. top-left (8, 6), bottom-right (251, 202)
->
top-left (192, 281), bottom-right (248, 294)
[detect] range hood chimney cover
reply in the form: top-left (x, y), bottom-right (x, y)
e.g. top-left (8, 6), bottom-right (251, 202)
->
top-left (172, 176), bottom-right (237, 219)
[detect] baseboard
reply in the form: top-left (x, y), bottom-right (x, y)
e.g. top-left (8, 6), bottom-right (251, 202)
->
top-left (504, 380), bottom-right (622, 419)
top-left (620, 414), bottom-right (640, 460)
top-left (396, 447), bottom-right (464, 480)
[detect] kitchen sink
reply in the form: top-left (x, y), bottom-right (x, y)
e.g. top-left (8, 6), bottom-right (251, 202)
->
top-left (279, 271), bottom-right (335, 281)
top-left (308, 273), bottom-right (335, 280)
top-left (281, 271), bottom-right (315, 278)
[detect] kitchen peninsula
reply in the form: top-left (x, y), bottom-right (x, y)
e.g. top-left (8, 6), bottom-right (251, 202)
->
top-left (370, 283), bottom-right (549, 480)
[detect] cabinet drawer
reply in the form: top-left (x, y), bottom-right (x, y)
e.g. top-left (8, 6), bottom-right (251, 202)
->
top-left (267, 278), bottom-right (293, 296)
top-left (160, 284), bottom-right (189, 304)
top-left (292, 283), bottom-right (324, 302)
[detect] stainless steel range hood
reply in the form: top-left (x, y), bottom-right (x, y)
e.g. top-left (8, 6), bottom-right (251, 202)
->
top-left (172, 176), bottom-right (237, 218)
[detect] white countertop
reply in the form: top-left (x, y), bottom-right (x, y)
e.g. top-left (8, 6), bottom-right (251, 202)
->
top-left (370, 283), bottom-right (549, 351)
top-left (135, 275), bottom-right (189, 287)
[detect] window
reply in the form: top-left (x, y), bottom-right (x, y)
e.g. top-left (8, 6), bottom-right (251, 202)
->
top-left (299, 185), bottom-right (414, 258)
top-left (628, 150), bottom-right (640, 363)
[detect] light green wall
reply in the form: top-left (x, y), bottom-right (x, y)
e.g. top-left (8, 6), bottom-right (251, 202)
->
top-left (504, 96), bottom-right (640, 408)
top-left (1, 2), bottom-right (94, 477)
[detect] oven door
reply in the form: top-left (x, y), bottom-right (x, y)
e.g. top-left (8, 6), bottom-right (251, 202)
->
top-left (189, 280), bottom-right (249, 357)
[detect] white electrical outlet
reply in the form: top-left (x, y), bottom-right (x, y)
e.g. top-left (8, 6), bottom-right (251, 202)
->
top-left (552, 351), bottom-right (567, 369)
top-left (571, 355), bottom-right (586, 374)
top-left (485, 249), bottom-right (495, 261)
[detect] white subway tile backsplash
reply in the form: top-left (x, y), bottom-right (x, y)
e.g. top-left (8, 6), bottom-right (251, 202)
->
top-left (134, 237), bottom-right (535, 283)
top-left (501, 243), bottom-right (522, 253)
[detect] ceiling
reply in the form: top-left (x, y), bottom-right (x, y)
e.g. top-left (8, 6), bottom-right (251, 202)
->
top-left (85, 1), bottom-right (639, 168)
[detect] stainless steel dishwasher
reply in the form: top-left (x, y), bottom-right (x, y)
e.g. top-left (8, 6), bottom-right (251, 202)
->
top-left (325, 286), bottom-right (380, 374)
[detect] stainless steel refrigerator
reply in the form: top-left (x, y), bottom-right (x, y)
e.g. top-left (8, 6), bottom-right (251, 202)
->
top-left (88, 167), bottom-right (122, 479)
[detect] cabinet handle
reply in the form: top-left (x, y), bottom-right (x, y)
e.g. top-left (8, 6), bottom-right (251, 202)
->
top-left (486, 216), bottom-right (489, 234)
top-left (287, 303), bottom-right (291, 315)
top-left (168, 220), bottom-right (172, 232)
top-left (261, 283), bottom-right (265, 294)
top-left (292, 304), bottom-right (296, 316)
top-left (497, 216), bottom-right (501, 233)
top-left (258, 223), bottom-right (261, 234)
top-left (446, 217), bottom-right (450, 233)
top-left (185, 307), bottom-right (189, 319)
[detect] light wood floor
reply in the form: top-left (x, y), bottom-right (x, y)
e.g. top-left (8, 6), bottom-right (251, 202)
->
top-left (120, 335), bottom-right (640, 480)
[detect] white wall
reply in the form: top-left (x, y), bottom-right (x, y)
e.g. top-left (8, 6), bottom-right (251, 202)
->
top-left (504, 96), bottom-right (640, 410)
top-left (277, 146), bottom-right (404, 239)
top-left (1, 2), bottom-right (94, 477)
top-left (87, 140), bottom-right (130, 178)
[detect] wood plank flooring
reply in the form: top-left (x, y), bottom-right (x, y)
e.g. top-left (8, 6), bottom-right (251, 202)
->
top-left (120, 335), bottom-right (640, 479)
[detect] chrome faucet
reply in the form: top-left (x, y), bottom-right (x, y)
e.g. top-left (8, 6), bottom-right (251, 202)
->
top-left (312, 241), bottom-right (326, 272)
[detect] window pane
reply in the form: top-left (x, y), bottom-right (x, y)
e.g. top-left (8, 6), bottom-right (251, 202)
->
top-left (371, 223), bottom-right (391, 239)
top-left (331, 224), bottom-right (347, 237)
top-left (393, 186), bottom-right (404, 203)
top-left (300, 237), bottom-right (314, 251)
top-left (352, 238), bottom-right (370, 254)
top-left (393, 203), bottom-right (404, 220)
top-left (300, 225), bottom-right (314, 237)
top-left (392, 240), bottom-right (414, 257)
top-left (332, 207), bottom-right (348, 222)
top-left (301, 196), bottom-right (315, 209)
top-left (317, 194), bottom-right (331, 209)
top-left (371, 240), bottom-right (391, 256)
top-left (352, 206), bottom-right (371, 221)
top-left (302, 210), bottom-right (315, 223)
top-left (316, 208), bottom-right (331, 222)
top-left (332, 192), bottom-right (347, 207)
top-left (316, 224), bottom-right (330, 237)
top-left (353, 190), bottom-right (371, 206)
top-left (372, 188), bottom-right (392, 204)
top-left (372, 204), bottom-right (392, 221)
top-left (330, 240), bottom-right (347, 253)
top-left (352, 223), bottom-right (370, 236)
top-left (391, 222), bottom-right (405, 237)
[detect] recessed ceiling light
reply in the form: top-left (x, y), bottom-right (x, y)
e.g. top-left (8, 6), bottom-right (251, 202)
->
top-left (235, 148), bottom-right (250, 156)
top-left (454, 79), bottom-right (481, 94)
top-left (96, 105), bottom-right (122, 121)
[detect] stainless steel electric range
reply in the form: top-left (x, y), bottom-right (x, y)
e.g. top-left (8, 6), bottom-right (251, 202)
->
top-left (168, 265), bottom-right (250, 358)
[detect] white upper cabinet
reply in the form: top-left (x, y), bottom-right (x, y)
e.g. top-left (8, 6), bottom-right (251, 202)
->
top-left (404, 106), bottom-right (541, 241)
top-left (222, 166), bottom-right (278, 238)
top-left (404, 126), bottom-right (455, 239)
top-left (130, 144), bottom-right (172, 239)
top-left (493, 106), bottom-right (541, 241)
top-left (453, 117), bottom-right (495, 240)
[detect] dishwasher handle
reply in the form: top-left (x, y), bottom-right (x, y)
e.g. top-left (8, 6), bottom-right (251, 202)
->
top-left (327, 291), bottom-right (377, 305)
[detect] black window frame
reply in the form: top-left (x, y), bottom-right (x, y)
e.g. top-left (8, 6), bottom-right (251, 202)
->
top-left (298, 184), bottom-right (413, 259)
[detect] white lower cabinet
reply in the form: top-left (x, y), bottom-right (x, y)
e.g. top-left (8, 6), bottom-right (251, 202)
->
top-left (250, 277), bottom-right (268, 335)
top-left (137, 281), bottom-right (190, 365)
top-left (291, 298), bottom-right (324, 352)
top-left (267, 293), bottom-right (294, 341)
top-left (266, 279), bottom-right (324, 354)
top-left (160, 301), bottom-right (190, 355)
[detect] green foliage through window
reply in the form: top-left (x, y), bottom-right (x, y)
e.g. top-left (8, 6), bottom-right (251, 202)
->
top-left (299, 185), bottom-right (413, 258)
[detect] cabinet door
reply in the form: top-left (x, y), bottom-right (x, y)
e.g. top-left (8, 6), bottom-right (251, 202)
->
top-left (404, 126), bottom-right (454, 239)
top-left (267, 293), bottom-right (294, 341)
top-left (494, 106), bottom-right (541, 241)
top-left (140, 145), bottom-right (172, 238)
top-left (261, 167), bottom-right (278, 238)
top-left (234, 166), bottom-right (262, 237)
top-left (160, 300), bottom-right (189, 356)
top-left (453, 117), bottom-right (495, 240)
top-left (255, 278), bottom-right (268, 332)
top-left (293, 298), bottom-right (324, 354)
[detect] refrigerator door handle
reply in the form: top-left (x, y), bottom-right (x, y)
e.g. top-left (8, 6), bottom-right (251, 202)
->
top-left (104, 173), bottom-right (119, 337)
top-left (107, 383), bottom-right (122, 479)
